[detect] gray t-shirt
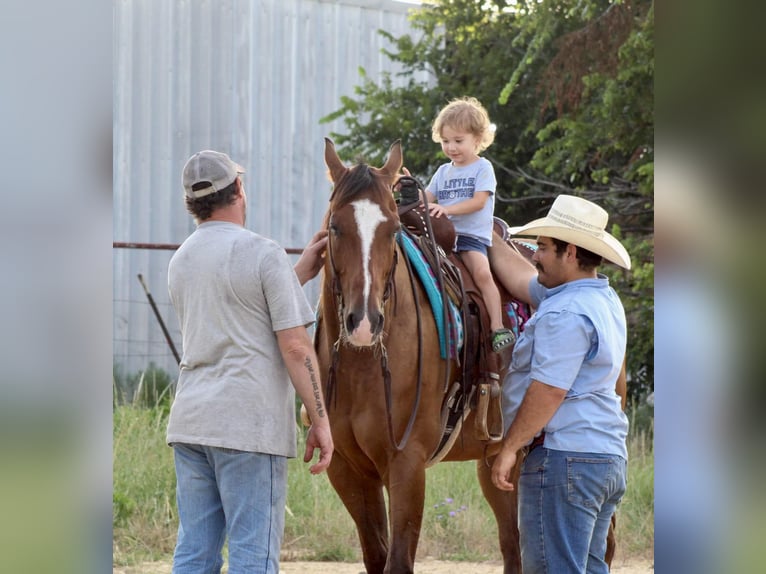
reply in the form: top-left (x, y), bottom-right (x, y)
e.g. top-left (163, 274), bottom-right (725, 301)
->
top-left (426, 157), bottom-right (497, 245)
top-left (166, 221), bottom-right (315, 457)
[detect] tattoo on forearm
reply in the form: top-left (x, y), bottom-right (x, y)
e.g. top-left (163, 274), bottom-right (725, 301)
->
top-left (304, 356), bottom-right (326, 418)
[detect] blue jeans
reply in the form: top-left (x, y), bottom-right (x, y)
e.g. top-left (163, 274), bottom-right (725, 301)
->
top-left (518, 447), bottom-right (627, 574)
top-left (171, 443), bottom-right (287, 574)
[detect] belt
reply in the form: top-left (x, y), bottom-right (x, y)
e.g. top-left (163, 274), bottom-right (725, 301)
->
top-left (528, 432), bottom-right (546, 451)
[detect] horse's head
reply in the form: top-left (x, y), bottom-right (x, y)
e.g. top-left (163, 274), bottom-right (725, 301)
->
top-left (323, 138), bottom-right (403, 347)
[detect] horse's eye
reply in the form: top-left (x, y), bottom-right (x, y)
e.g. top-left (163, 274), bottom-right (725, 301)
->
top-left (329, 224), bottom-right (339, 237)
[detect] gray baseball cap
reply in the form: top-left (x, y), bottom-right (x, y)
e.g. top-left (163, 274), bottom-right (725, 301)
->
top-left (182, 150), bottom-right (245, 199)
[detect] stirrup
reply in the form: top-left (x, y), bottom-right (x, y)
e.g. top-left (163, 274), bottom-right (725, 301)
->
top-left (491, 328), bottom-right (515, 352)
top-left (474, 373), bottom-right (504, 442)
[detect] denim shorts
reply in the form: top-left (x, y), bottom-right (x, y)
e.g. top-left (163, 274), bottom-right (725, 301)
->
top-left (455, 234), bottom-right (488, 255)
top-left (518, 447), bottom-right (627, 574)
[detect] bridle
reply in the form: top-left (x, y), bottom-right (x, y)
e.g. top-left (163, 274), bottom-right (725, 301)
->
top-left (325, 213), bottom-right (398, 344)
top-left (323, 191), bottom-right (424, 451)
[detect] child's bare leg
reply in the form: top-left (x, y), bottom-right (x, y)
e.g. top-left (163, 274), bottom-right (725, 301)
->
top-left (461, 251), bottom-right (504, 331)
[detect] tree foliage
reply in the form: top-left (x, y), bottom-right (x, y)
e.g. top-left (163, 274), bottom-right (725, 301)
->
top-left (321, 0), bottom-right (654, 401)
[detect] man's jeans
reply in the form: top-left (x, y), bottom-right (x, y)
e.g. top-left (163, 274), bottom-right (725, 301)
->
top-left (171, 443), bottom-right (287, 574)
top-left (519, 447), bottom-right (627, 574)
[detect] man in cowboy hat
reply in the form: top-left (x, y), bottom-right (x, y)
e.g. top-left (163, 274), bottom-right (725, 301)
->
top-left (488, 194), bottom-right (631, 574)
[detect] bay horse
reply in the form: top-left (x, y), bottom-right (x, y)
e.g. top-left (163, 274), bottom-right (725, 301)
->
top-left (314, 139), bottom-right (521, 573)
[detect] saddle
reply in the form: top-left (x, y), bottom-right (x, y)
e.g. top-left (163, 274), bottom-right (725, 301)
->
top-left (395, 177), bottom-right (526, 458)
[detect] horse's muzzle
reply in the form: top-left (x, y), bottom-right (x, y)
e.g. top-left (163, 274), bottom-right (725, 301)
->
top-left (344, 308), bottom-right (384, 347)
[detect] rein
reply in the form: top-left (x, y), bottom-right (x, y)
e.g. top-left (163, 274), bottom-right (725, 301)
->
top-left (386, 237), bottom-right (423, 451)
top-left (414, 180), bottom-right (453, 393)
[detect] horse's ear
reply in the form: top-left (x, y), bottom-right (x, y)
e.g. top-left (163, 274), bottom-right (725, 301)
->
top-left (324, 137), bottom-right (347, 184)
top-left (381, 140), bottom-right (403, 177)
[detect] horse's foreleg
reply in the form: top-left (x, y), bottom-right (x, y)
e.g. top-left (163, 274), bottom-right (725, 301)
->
top-left (385, 457), bottom-right (426, 574)
top-left (327, 453), bottom-right (388, 574)
top-left (477, 456), bottom-right (522, 574)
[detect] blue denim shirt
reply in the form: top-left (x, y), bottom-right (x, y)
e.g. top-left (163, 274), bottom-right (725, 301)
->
top-left (502, 274), bottom-right (629, 459)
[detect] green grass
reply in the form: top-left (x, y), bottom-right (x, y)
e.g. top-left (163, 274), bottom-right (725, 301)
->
top-left (113, 406), bottom-right (177, 565)
top-left (283, 444), bottom-right (358, 562)
top-left (113, 404), bottom-right (654, 566)
top-left (419, 461), bottom-right (502, 561)
top-left (619, 430), bottom-right (655, 559)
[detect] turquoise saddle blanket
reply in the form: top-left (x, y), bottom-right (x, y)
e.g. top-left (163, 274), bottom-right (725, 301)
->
top-left (397, 232), bottom-right (463, 359)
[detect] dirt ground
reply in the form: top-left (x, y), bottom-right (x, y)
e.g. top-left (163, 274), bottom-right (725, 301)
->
top-left (114, 555), bottom-right (653, 573)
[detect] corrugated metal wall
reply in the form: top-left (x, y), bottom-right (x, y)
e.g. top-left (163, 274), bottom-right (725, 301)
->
top-left (114, 0), bottom-right (421, 379)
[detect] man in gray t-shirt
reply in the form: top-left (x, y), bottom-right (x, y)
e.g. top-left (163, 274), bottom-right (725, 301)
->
top-left (166, 150), bottom-right (333, 574)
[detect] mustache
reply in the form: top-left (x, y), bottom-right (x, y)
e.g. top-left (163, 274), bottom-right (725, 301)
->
top-left (535, 263), bottom-right (544, 272)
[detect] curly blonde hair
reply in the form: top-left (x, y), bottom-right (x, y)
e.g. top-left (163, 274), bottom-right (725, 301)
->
top-left (431, 96), bottom-right (495, 152)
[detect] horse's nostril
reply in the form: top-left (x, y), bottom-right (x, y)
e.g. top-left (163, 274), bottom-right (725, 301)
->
top-left (345, 312), bottom-right (357, 335)
top-left (372, 312), bottom-right (384, 335)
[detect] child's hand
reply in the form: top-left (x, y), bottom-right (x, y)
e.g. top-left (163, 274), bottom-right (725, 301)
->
top-left (428, 203), bottom-right (447, 218)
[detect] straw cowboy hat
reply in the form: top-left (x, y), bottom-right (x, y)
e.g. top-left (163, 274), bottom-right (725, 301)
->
top-left (510, 194), bottom-right (631, 269)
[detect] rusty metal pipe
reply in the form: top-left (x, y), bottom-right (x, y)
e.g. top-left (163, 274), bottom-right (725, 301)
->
top-left (114, 241), bottom-right (303, 254)
top-left (137, 273), bottom-right (181, 366)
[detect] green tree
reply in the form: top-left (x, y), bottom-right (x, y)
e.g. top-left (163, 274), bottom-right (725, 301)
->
top-left (322, 0), bottom-right (654, 402)
top-left (321, 0), bottom-right (538, 206)
top-left (500, 1), bottom-right (654, 398)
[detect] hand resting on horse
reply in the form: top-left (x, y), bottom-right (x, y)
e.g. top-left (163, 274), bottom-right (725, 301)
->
top-left (294, 229), bottom-right (328, 285)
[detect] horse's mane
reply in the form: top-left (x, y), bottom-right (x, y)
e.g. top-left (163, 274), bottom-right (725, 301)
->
top-left (329, 163), bottom-right (387, 205)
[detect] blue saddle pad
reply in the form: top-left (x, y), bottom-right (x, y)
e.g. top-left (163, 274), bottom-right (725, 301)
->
top-left (397, 233), bottom-right (463, 359)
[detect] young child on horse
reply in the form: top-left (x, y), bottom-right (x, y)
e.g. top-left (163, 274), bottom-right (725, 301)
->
top-left (424, 96), bottom-right (514, 353)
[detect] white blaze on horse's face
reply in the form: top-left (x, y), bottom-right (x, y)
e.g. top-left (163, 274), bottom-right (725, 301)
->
top-left (349, 198), bottom-right (387, 346)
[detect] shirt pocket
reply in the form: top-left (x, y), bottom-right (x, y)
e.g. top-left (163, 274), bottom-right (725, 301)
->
top-left (510, 315), bottom-right (536, 371)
